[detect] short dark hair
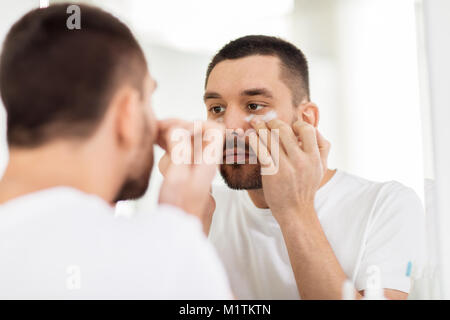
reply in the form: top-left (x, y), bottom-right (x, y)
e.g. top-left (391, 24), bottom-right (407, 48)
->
top-left (205, 35), bottom-right (310, 105)
top-left (0, 3), bottom-right (147, 147)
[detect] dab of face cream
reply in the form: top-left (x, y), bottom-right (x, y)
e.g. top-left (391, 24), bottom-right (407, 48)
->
top-left (244, 110), bottom-right (278, 123)
top-left (262, 110), bottom-right (277, 122)
top-left (244, 114), bottom-right (255, 122)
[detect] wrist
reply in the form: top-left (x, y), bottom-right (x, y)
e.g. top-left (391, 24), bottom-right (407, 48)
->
top-left (274, 202), bottom-right (316, 229)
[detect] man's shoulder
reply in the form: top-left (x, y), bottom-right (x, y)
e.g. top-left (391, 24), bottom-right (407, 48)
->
top-left (334, 169), bottom-right (390, 189)
top-left (0, 186), bottom-right (114, 225)
top-left (334, 170), bottom-right (424, 218)
top-left (333, 170), bottom-right (417, 198)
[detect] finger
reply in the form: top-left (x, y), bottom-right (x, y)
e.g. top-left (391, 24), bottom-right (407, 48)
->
top-left (163, 159), bottom-right (191, 193)
top-left (191, 162), bottom-right (218, 193)
top-left (158, 153), bottom-right (171, 177)
top-left (202, 120), bottom-right (225, 161)
top-left (315, 128), bottom-right (331, 173)
top-left (157, 118), bottom-right (192, 132)
top-left (189, 120), bottom-right (225, 165)
top-left (191, 121), bottom-right (224, 182)
top-left (156, 119), bottom-right (193, 151)
top-left (158, 119), bottom-right (225, 152)
top-left (192, 129), bottom-right (204, 165)
top-left (191, 144), bottom-right (220, 194)
top-left (156, 127), bottom-right (186, 153)
top-left (292, 120), bottom-right (318, 154)
top-left (266, 118), bottom-right (301, 160)
top-left (316, 128), bottom-right (331, 156)
top-left (202, 119), bottom-right (226, 133)
top-left (250, 118), bottom-right (270, 150)
top-left (159, 156), bottom-right (192, 208)
top-left (203, 126), bottom-right (225, 165)
top-left (248, 130), bottom-right (275, 168)
top-left (163, 127), bottom-right (195, 185)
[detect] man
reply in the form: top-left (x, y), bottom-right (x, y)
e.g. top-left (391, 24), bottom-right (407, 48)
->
top-left (201, 35), bottom-right (426, 299)
top-left (0, 4), bottom-right (232, 299)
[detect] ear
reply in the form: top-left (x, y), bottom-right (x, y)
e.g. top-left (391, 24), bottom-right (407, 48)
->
top-left (296, 101), bottom-right (319, 127)
top-left (110, 86), bottom-right (141, 150)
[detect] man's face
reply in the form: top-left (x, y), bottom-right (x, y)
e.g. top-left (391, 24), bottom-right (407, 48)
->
top-left (115, 75), bottom-right (158, 202)
top-left (204, 55), bottom-right (297, 189)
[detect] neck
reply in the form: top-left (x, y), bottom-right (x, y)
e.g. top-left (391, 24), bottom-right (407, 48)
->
top-left (247, 168), bottom-right (336, 209)
top-left (0, 141), bottom-right (120, 206)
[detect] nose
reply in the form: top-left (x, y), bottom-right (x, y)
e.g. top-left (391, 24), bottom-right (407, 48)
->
top-left (223, 105), bottom-right (252, 133)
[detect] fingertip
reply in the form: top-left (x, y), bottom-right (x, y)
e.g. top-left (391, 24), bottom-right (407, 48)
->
top-left (265, 118), bottom-right (281, 129)
top-left (250, 118), bottom-right (262, 127)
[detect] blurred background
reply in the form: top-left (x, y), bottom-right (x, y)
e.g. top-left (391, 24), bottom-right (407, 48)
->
top-left (0, 0), bottom-right (426, 214)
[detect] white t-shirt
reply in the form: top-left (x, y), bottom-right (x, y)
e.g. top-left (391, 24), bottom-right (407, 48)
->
top-left (0, 187), bottom-right (233, 299)
top-left (209, 169), bottom-right (426, 299)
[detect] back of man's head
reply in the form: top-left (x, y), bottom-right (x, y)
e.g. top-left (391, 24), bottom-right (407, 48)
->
top-left (0, 3), bottom-right (147, 148)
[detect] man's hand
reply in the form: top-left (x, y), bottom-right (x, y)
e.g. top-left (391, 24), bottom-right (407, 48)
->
top-left (157, 119), bottom-right (222, 233)
top-left (248, 117), bottom-right (330, 226)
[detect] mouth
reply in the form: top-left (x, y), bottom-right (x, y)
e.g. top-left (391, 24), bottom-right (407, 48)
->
top-left (223, 148), bottom-right (252, 164)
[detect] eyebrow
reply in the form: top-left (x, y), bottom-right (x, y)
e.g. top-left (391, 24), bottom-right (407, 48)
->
top-left (241, 88), bottom-right (273, 99)
top-left (203, 91), bottom-right (222, 101)
top-left (203, 88), bottom-right (274, 102)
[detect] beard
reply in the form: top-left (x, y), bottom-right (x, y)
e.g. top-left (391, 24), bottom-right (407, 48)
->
top-left (114, 151), bottom-right (153, 202)
top-left (220, 163), bottom-right (262, 190)
top-left (220, 136), bottom-right (262, 190)
top-left (114, 120), bottom-right (154, 202)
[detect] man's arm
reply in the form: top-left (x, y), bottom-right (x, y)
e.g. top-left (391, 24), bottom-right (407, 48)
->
top-left (159, 151), bottom-right (216, 236)
top-left (249, 117), bottom-right (408, 300)
top-left (280, 205), bottom-right (360, 299)
top-left (157, 119), bottom-right (219, 235)
top-left (279, 204), bottom-right (407, 299)
top-left (201, 189), bottom-right (215, 235)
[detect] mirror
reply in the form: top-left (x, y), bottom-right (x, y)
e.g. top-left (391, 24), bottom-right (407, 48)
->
top-left (0, 0), bottom-right (446, 300)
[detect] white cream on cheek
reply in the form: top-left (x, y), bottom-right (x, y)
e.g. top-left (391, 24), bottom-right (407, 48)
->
top-left (262, 110), bottom-right (277, 122)
top-left (244, 114), bottom-right (255, 122)
top-left (244, 110), bottom-right (278, 123)
top-left (216, 111), bottom-right (278, 125)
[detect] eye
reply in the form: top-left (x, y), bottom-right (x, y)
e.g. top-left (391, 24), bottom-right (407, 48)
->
top-left (210, 106), bottom-right (225, 114)
top-left (247, 103), bottom-right (265, 111)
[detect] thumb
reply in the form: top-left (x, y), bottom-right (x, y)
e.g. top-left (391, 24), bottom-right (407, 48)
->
top-left (315, 128), bottom-right (330, 174)
top-left (316, 128), bottom-right (331, 157)
top-left (158, 152), bottom-right (171, 177)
